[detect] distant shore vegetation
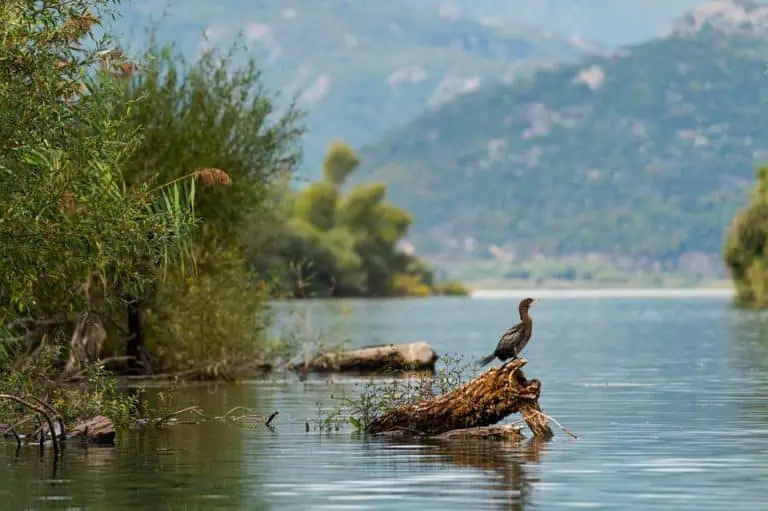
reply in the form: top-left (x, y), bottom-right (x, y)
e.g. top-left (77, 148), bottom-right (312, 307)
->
top-left (724, 166), bottom-right (768, 308)
top-left (252, 141), bottom-right (468, 299)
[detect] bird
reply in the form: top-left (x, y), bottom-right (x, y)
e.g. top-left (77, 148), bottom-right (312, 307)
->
top-left (478, 297), bottom-right (536, 367)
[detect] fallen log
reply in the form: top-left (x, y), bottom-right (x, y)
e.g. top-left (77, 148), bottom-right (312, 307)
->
top-left (289, 342), bottom-right (438, 373)
top-left (66, 416), bottom-right (115, 445)
top-left (366, 358), bottom-right (554, 439)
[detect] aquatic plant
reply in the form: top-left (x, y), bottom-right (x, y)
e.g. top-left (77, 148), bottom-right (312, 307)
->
top-left (307, 353), bottom-right (475, 433)
top-left (0, 344), bottom-right (144, 433)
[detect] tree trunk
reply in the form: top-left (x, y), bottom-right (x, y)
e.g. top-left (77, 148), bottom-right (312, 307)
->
top-left (63, 314), bottom-right (106, 378)
top-left (366, 358), bottom-right (554, 439)
top-left (126, 298), bottom-right (152, 374)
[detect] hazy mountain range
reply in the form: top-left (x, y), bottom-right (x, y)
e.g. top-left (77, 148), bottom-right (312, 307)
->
top-left (114, 0), bottom-right (768, 275)
top-left (115, 0), bottom-right (587, 177)
top-left (356, 0), bottom-right (768, 274)
top-left (114, 0), bottom-right (733, 176)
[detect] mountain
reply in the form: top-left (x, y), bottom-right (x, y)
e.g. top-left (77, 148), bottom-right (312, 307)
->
top-left (415, 0), bottom-right (760, 46)
top-left (356, 0), bottom-right (768, 271)
top-left (114, 0), bottom-right (588, 176)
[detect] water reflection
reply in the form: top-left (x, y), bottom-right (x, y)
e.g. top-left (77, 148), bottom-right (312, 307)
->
top-left (728, 309), bottom-right (768, 374)
top-left (416, 437), bottom-right (545, 511)
top-left (726, 309), bottom-right (768, 434)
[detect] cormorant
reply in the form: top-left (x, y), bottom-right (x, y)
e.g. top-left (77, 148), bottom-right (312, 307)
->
top-left (478, 297), bottom-right (535, 366)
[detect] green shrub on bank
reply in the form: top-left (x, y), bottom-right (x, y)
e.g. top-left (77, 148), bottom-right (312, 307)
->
top-left (724, 166), bottom-right (768, 308)
top-left (0, 1), bottom-right (306, 388)
top-left (144, 247), bottom-right (276, 379)
top-left (260, 141), bottom-right (465, 298)
top-left (0, 345), bottom-right (143, 429)
top-left (106, 34), bottom-right (304, 371)
top-left (434, 280), bottom-right (471, 296)
top-left (0, 0), bottom-right (198, 332)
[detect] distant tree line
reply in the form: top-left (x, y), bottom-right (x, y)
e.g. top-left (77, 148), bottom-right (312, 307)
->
top-left (251, 141), bottom-right (467, 298)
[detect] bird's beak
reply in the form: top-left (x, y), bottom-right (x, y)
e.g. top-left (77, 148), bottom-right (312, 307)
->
top-left (531, 299), bottom-right (537, 305)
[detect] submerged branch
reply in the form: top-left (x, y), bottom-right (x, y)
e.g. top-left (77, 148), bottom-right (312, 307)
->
top-left (154, 406), bottom-right (207, 427)
top-left (529, 409), bottom-right (579, 439)
top-left (32, 397), bottom-right (66, 441)
top-left (152, 406), bottom-right (279, 429)
top-left (0, 394), bottom-right (60, 457)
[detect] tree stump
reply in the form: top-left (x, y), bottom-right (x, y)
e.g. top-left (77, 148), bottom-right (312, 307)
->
top-left (366, 358), bottom-right (554, 439)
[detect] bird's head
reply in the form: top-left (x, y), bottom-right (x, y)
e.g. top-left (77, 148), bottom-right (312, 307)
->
top-left (519, 297), bottom-right (536, 314)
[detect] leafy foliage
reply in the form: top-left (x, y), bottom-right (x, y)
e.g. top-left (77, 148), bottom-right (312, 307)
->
top-left (724, 167), bottom-right (768, 307)
top-left (144, 246), bottom-right (275, 379)
top-left (358, 28), bottom-right (768, 265)
top-left (258, 142), bottom-right (466, 297)
top-left (1, 2), bottom-right (304, 391)
top-left (115, 37), bottom-right (303, 245)
top-left (0, 344), bottom-right (143, 429)
top-left (109, 36), bottom-right (305, 374)
top-left (0, 0), bottom-right (198, 324)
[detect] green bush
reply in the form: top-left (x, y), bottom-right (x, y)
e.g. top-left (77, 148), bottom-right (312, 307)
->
top-left (108, 34), bottom-right (304, 369)
top-left (261, 141), bottom-right (464, 298)
top-left (0, 344), bottom-right (143, 429)
top-left (435, 281), bottom-right (470, 296)
top-left (724, 166), bottom-right (768, 308)
top-left (144, 247), bottom-right (275, 379)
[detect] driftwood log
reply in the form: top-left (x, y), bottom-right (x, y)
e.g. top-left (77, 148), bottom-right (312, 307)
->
top-left (366, 358), bottom-right (554, 439)
top-left (290, 342), bottom-right (438, 373)
top-left (67, 416), bottom-right (115, 445)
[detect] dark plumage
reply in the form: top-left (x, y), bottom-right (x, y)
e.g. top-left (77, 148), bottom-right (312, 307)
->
top-left (478, 298), bottom-right (535, 366)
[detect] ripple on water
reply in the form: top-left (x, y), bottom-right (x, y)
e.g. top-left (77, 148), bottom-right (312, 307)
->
top-left (4, 296), bottom-right (768, 510)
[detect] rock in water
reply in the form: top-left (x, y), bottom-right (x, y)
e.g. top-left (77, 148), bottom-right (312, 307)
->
top-left (289, 342), bottom-right (439, 373)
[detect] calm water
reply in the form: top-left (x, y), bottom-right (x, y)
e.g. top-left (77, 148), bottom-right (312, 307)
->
top-left (3, 294), bottom-right (768, 510)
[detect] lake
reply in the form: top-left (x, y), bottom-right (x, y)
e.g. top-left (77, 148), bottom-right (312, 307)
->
top-left (3, 292), bottom-right (768, 510)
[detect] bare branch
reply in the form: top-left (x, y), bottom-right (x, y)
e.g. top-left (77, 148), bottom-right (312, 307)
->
top-left (0, 394), bottom-right (60, 457)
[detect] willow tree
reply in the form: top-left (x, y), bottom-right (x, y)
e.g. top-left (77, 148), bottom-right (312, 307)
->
top-left (0, 0), bottom-right (204, 367)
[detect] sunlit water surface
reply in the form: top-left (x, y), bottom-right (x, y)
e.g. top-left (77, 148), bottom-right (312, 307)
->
top-left (3, 293), bottom-right (768, 510)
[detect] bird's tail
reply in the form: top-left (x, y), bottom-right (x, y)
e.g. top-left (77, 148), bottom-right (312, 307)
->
top-left (478, 353), bottom-right (496, 367)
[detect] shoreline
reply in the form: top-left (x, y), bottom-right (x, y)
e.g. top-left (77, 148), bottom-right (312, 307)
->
top-left (469, 287), bottom-right (735, 299)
